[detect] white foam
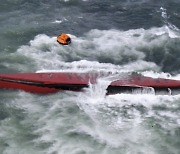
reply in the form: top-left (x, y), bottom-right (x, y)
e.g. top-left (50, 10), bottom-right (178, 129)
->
top-left (73, 83), bottom-right (180, 151)
top-left (62, 0), bottom-right (88, 2)
top-left (15, 27), bottom-right (177, 72)
top-left (160, 7), bottom-right (180, 38)
top-left (3, 80), bottom-right (179, 154)
top-left (52, 20), bottom-right (63, 24)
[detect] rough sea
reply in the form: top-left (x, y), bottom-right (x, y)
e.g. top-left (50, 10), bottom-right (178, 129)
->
top-left (0, 0), bottom-right (180, 154)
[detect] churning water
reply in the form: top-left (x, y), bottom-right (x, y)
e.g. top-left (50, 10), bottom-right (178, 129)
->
top-left (0, 0), bottom-right (180, 154)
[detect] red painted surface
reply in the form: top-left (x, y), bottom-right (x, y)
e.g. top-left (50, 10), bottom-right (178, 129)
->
top-left (111, 74), bottom-right (180, 87)
top-left (0, 72), bottom-right (180, 94)
top-left (0, 72), bottom-right (95, 84)
top-left (0, 80), bottom-right (59, 94)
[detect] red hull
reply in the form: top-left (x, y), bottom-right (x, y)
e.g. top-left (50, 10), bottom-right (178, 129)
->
top-left (0, 72), bottom-right (180, 94)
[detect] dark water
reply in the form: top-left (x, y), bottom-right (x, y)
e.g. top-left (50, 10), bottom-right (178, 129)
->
top-left (0, 0), bottom-right (180, 154)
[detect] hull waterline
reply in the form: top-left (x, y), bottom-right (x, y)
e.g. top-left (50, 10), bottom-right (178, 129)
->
top-left (0, 72), bottom-right (180, 95)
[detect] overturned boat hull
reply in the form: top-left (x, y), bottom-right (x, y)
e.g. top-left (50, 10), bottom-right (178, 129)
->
top-left (0, 72), bottom-right (180, 95)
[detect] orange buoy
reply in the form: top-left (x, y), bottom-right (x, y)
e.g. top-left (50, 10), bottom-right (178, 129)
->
top-left (57, 33), bottom-right (71, 45)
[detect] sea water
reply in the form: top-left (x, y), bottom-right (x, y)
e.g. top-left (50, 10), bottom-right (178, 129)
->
top-left (0, 0), bottom-right (180, 154)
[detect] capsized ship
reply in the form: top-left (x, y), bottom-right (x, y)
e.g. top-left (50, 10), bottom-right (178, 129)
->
top-left (0, 72), bottom-right (180, 95)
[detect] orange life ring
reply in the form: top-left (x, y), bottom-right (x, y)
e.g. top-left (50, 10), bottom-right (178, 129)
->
top-left (57, 33), bottom-right (71, 45)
